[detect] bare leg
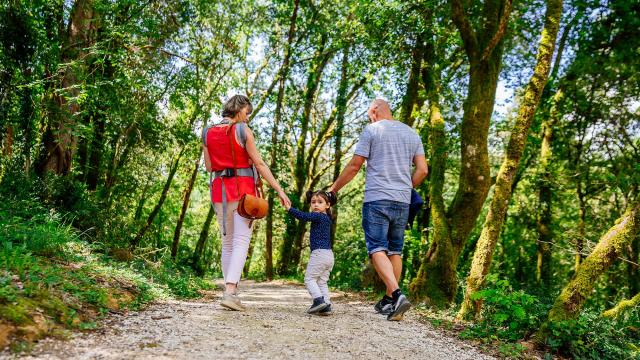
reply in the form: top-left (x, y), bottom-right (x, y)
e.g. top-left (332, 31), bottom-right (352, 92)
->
top-left (226, 282), bottom-right (237, 294)
top-left (389, 254), bottom-right (402, 283)
top-left (371, 252), bottom-right (399, 297)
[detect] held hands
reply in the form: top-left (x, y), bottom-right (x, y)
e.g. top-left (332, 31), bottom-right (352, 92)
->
top-left (325, 190), bottom-right (338, 206)
top-left (278, 191), bottom-right (292, 210)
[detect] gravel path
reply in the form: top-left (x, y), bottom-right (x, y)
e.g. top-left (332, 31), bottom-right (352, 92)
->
top-left (10, 281), bottom-right (494, 360)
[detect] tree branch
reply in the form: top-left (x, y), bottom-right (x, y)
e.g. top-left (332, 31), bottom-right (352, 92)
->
top-left (449, 0), bottom-right (479, 58)
top-left (481, 0), bottom-right (513, 61)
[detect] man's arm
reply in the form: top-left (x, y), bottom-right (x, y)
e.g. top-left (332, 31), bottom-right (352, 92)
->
top-left (329, 155), bottom-right (366, 193)
top-left (412, 154), bottom-right (428, 187)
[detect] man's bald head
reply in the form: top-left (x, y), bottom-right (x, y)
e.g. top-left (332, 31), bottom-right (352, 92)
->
top-left (368, 99), bottom-right (394, 123)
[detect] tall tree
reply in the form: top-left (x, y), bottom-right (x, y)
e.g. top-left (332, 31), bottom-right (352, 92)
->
top-left (458, 0), bottom-right (564, 318)
top-left (264, 0), bottom-right (300, 280)
top-left (38, 0), bottom-right (98, 175)
top-left (410, 0), bottom-right (514, 307)
top-left (278, 33), bottom-right (333, 274)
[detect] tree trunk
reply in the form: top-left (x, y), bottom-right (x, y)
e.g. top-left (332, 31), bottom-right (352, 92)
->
top-left (244, 222), bottom-right (259, 278)
top-left (399, 34), bottom-right (426, 127)
top-left (131, 150), bottom-right (184, 248)
top-left (279, 35), bottom-right (331, 274)
top-left (265, 195), bottom-right (276, 280)
top-left (192, 205), bottom-right (216, 276)
top-left (602, 291), bottom-right (640, 318)
top-left (458, 0), bottom-right (563, 319)
top-left (3, 125), bottom-right (13, 158)
top-left (411, 0), bottom-right (512, 307)
top-left (39, 0), bottom-right (97, 175)
top-left (134, 180), bottom-right (150, 221)
top-left (172, 158), bottom-right (200, 259)
top-left (576, 185), bottom-right (587, 269)
top-left (263, 0), bottom-right (299, 280)
top-left (86, 111), bottom-right (105, 190)
top-left (536, 89), bottom-right (564, 285)
top-left (540, 200), bottom-right (640, 332)
top-left (629, 233), bottom-right (640, 296)
top-left (330, 45), bottom-right (352, 246)
top-left (409, 37), bottom-right (452, 304)
top-left (361, 260), bottom-right (386, 292)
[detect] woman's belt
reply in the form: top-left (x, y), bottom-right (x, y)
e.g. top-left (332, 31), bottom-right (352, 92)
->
top-left (209, 166), bottom-right (258, 235)
top-left (213, 167), bottom-right (254, 178)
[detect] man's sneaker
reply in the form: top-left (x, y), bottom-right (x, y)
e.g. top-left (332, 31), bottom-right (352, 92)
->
top-left (307, 296), bottom-right (329, 314)
top-left (374, 296), bottom-right (393, 315)
top-left (387, 294), bottom-right (411, 321)
top-left (317, 304), bottom-right (333, 316)
top-left (380, 303), bottom-right (393, 315)
top-left (220, 292), bottom-right (246, 311)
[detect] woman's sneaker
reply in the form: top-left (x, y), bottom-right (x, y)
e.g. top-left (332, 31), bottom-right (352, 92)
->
top-left (387, 294), bottom-right (411, 321)
top-left (220, 292), bottom-right (246, 311)
top-left (307, 297), bottom-right (329, 314)
top-left (317, 304), bottom-right (333, 316)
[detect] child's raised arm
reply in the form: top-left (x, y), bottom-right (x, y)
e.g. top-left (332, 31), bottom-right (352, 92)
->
top-left (288, 207), bottom-right (330, 223)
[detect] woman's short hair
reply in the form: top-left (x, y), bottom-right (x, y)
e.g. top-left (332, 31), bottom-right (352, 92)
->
top-left (222, 95), bottom-right (253, 119)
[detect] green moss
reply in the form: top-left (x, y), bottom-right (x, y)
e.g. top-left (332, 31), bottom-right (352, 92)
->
top-left (603, 292), bottom-right (640, 318)
top-left (537, 202), bottom-right (640, 343)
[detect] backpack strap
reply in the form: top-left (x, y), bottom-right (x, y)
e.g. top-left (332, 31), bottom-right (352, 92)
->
top-left (202, 124), bottom-right (211, 146)
top-left (235, 122), bottom-right (247, 148)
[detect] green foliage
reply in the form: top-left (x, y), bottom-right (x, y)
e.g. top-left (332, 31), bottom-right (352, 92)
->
top-left (544, 310), bottom-right (640, 360)
top-left (461, 275), bottom-right (546, 341)
top-left (0, 181), bottom-right (214, 348)
top-left (0, 0), bottom-right (638, 356)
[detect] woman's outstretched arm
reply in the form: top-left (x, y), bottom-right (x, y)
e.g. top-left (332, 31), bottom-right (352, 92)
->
top-left (243, 125), bottom-right (291, 208)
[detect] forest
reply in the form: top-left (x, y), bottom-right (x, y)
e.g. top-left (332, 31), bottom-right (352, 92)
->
top-left (0, 0), bottom-right (639, 357)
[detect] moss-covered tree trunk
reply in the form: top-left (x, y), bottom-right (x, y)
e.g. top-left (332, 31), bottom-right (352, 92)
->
top-left (458, 0), bottom-right (563, 319)
top-left (409, 37), bottom-right (454, 305)
top-left (540, 200), bottom-right (640, 332)
top-left (602, 291), bottom-right (640, 318)
top-left (410, 0), bottom-right (511, 307)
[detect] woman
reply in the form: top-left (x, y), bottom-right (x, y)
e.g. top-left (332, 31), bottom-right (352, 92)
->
top-left (203, 95), bottom-right (290, 311)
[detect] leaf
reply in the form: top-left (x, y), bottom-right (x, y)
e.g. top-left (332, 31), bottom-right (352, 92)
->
top-left (513, 306), bottom-right (526, 320)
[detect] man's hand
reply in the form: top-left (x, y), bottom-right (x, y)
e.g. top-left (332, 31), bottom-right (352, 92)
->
top-left (325, 191), bottom-right (338, 205)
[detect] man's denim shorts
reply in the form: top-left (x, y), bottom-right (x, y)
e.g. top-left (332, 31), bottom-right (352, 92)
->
top-left (362, 200), bottom-right (410, 256)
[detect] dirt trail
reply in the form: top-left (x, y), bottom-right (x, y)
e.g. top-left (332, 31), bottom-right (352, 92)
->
top-left (9, 281), bottom-right (494, 359)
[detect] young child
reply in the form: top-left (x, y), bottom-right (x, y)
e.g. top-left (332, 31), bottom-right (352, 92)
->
top-left (285, 190), bottom-right (336, 315)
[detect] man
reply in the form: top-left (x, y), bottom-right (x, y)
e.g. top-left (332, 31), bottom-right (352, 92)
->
top-left (329, 99), bottom-right (428, 321)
